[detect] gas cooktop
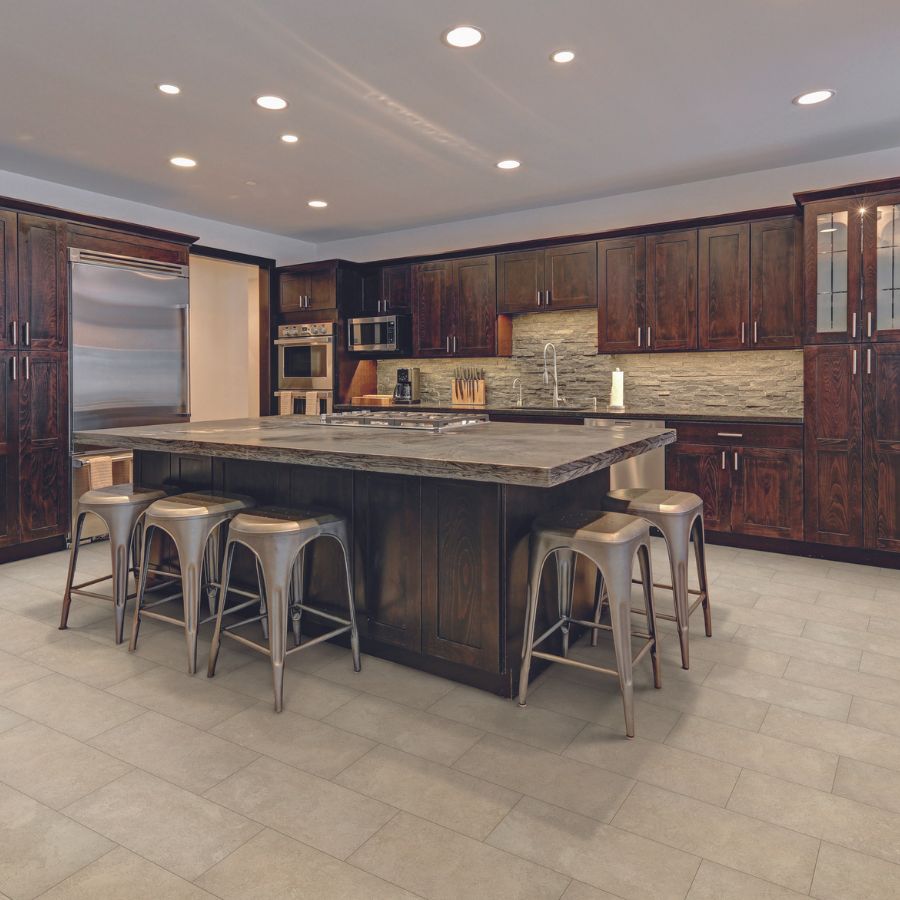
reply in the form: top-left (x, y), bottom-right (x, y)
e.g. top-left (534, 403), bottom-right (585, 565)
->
top-left (320, 410), bottom-right (488, 433)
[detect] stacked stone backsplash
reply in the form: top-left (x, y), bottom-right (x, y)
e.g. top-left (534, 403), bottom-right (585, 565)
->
top-left (376, 310), bottom-right (804, 417)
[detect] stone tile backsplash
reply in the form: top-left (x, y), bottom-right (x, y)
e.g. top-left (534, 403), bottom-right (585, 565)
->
top-left (376, 310), bottom-right (804, 416)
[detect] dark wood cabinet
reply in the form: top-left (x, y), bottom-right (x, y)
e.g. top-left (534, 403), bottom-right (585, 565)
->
top-left (498, 242), bottom-right (597, 314)
top-left (699, 223), bottom-right (749, 350)
top-left (863, 190), bottom-right (900, 344)
top-left (275, 260), bottom-right (361, 315)
top-left (359, 264), bottom-right (412, 315)
top-left (666, 422), bottom-right (803, 540)
top-left (18, 350), bottom-right (68, 542)
top-left (598, 236), bottom-right (646, 353)
top-left (17, 214), bottom-right (66, 351)
top-left (646, 229), bottom-right (698, 351)
top-left (413, 255), bottom-right (496, 357)
top-left (750, 217), bottom-right (802, 348)
top-left (0, 211), bottom-right (16, 351)
top-left (0, 350), bottom-right (19, 547)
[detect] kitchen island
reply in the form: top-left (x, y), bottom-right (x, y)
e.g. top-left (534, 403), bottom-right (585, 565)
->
top-left (76, 415), bottom-right (675, 695)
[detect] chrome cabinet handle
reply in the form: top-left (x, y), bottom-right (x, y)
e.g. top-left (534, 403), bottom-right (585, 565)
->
top-left (753, 321), bottom-right (758, 344)
top-left (867, 348), bottom-right (872, 375)
top-left (23, 321), bottom-right (30, 347)
top-left (546, 290), bottom-right (551, 306)
top-left (10, 356), bottom-right (16, 381)
top-left (9, 320), bottom-right (17, 346)
top-left (868, 311), bottom-right (873, 338)
top-left (851, 312), bottom-right (857, 338)
top-left (453, 335), bottom-right (457, 352)
top-left (23, 355), bottom-right (29, 380)
top-left (637, 327), bottom-right (642, 348)
top-left (647, 326), bottom-right (651, 347)
top-left (537, 291), bottom-right (541, 307)
top-left (717, 432), bottom-right (744, 438)
top-left (721, 451), bottom-right (726, 470)
top-left (733, 451), bottom-right (739, 471)
top-left (852, 349), bottom-right (858, 375)
top-left (446, 336), bottom-right (451, 353)
top-left (741, 322), bottom-right (745, 345)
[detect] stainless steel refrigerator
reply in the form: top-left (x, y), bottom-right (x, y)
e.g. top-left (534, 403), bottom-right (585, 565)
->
top-left (69, 248), bottom-right (190, 436)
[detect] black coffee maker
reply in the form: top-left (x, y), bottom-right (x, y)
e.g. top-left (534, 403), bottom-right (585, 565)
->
top-left (392, 367), bottom-right (421, 404)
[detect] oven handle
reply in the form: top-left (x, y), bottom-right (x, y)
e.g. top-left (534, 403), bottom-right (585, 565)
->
top-left (274, 337), bottom-right (334, 346)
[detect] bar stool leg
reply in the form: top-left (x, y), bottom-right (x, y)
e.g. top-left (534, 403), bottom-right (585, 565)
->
top-left (663, 522), bottom-right (692, 670)
top-left (334, 533), bottom-right (361, 672)
top-left (289, 547), bottom-right (306, 647)
top-left (693, 517), bottom-right (713, 637)
top-left (555, 549), bottom-right (576, 658)
top-left (177, 535), bottom-right (205, 676)
top-left (256, 558), bottom-right (269, 641)
top-left (517, 543), bottom-right (548, 707)
top-left (637, 543), bottom-right (661, 689)
top-left (604, 561), bottom-right (636, 738)
top-left (208, 540), bottom-right (237, 678)
top-left (130, 524), bottom-right (155, 652)
top-left (262, 570), bottom-right (290, 713)
top-left (60, 513), bottom-right (87, 631)
top-left (109, 525), bottom-right (131, 645)
top-left (590, 572), bottom-right (606, 648)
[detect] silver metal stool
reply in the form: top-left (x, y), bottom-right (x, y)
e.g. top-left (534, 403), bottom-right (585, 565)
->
top-left (207, 507), bottom-right (360, 712)
top-left (600, 488), bottom-right (711, 669)
top-left (61, 485), bottom-right (165, 644)
top-left (518, 509), bottom-right (661, 739)
top-left (130, 491), bottom-right (255, 673)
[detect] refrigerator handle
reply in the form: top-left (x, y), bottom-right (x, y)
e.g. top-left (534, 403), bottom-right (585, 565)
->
top-left (177, 304), bottom-right (191, 418)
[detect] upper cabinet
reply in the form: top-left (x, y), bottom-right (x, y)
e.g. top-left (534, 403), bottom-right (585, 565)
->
top-left (698, 216), bottom-right (801, 350)
top-left (0, 211), bottom-right (16, 351)
top-left (497, 242), bottom-right (597, 314)
top-left (413, 255), bottom-right (497, 357)
top-left (359, 264), bottom-right (412, 315)
top-left (597, 236), bottom-right (645, 352)
top-left (802, 186), bottom-right (900, 344)
top-left (17, 214), bottom-right (66, 351)
top-left (276, 260), bottom-right (362, 315)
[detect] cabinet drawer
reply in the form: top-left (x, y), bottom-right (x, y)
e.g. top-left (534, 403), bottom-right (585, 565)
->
top-left (666, 421), bottom-right (803, 449)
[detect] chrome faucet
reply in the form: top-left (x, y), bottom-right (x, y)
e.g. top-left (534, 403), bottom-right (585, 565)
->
top-left (512, 377), bottom-right (523, 407)
top-left (542, 342), bottom-right (566, 408)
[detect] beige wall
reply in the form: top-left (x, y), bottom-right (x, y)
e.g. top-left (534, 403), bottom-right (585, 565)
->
top-left (189, 257), bottom-right (260, 422)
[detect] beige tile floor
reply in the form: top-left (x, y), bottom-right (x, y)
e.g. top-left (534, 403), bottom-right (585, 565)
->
top-left (0, 540), bottom-right (899, 899)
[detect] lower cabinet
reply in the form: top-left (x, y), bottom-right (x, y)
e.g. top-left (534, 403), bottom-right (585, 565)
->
top-left (0, 350), bottom-right (19, 547)
top-left (666, 422), bottom-right (804, 540)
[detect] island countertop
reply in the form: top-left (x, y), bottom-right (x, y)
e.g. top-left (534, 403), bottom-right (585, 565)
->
top-left (75, 415), bottom-right (675, 488)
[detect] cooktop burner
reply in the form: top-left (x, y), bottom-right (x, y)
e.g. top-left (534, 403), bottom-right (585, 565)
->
top-left (320, 410), bottom-right (489, 433)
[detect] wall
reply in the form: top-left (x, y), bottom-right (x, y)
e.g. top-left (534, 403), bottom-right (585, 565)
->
top-left (317, 145), bottom-right (900, 262)
top-left (189, 256), bottom-right (260, 421)
top-left (0, 168), bottom-right (316, 265)
top-left (377, 311), bottom-right (804, 418)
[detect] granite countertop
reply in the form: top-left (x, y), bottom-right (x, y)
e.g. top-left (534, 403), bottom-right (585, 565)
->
top-left (75, 416), bottom-right (676, 488)
top-left (339, 403), bottom-right (803, 426)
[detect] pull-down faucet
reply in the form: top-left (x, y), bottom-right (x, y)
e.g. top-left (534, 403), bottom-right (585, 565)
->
top-left (542, 342), bottom-right (566, 408)
top-left (512, 377), bottom-right (523, 407)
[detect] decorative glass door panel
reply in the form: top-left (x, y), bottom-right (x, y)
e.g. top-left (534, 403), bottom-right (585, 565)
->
top-left (876, 203), bottom-right (900, 334)
top-left (816, 211), bottom-right (849, 334)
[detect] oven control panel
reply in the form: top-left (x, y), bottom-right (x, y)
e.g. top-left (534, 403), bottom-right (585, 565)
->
top-left (277, 323), bottom-right (334, 338)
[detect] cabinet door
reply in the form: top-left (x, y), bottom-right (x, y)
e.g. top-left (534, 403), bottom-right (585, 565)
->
top-left (382, 265), bottom-right (411, 313)
top-left (803, 198), bottom-right (863, 344)
top-left (0, 351), bottom-right (19, 547)
top-left (598, 236), bottom-right (645, 352)
top-left (19, 350), bottom-right (68, 541)
top-left (646, 229), bottom-right (698, 350)
top-left (413, 261), bottom-right (454, 356)
top-left (306, 267), bottom-right (337, 310)
top-left (862, 343), bottom-right (900, 551)
top-left (866, 194), bottom-right (900, 342)
top-left (665, 442), bottom-right (730, 532)
top-left (699, 223), bottom-right (749, 350)
top-left (804, 345), bottom-right (863, 546)
top-left (18, 215), bottom-right (66, 350)
top-left (750, 217), bottom-right (802, 349)
top-left (453, 255), bottom-right (496, 356)
top-left (0, 211), bottom-right (16, 351)
top-left (359, 268), bottom-right (381, 315)
top-left (354, 473), bottom-right (422, 652)
top-left (497, 250), bottom-right (543, 314)
top-left (731, 447), bottom-right (803, 539)
top-left (543, 242), bottom-right (597, 310)
top-left (422, 479), bottom-right (500, 671)
top-left (277, 272), bottom-right (307, 313)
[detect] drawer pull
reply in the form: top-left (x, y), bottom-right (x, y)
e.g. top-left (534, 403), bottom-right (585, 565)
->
top-left (717, 432), bottom-right (744, 438)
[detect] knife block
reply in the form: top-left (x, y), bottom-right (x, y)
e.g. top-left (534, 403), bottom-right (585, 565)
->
top-left (451, 378), bottom-right (486, 406)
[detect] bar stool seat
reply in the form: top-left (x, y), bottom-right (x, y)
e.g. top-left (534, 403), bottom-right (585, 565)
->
top-left (130, 491), bottom-right (255, 673)
top-left (518, 508), bottom-right (661, 738)
top-left (61, 485), bottom-right (165, 644)
top-left (208, 506), bottom-right (360, 712)
top-left (602, 487), bottom-right (711, 669)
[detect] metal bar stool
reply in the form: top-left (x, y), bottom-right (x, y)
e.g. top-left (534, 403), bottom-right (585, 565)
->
top-left (207, 507), bottom-right (360, 713)
top-left (518, 509), bottom-right (661, 738)
top-left (61, 485), bottom-right (165, 643)
top-left (129, 491), bottom-right (255, 673)
top-left (598, 488), bottom-right (711, 669)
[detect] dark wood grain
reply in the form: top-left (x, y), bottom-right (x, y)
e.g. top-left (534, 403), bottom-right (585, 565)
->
top-left (731, 447), bottom-right (804, 539)
top-left (453, 255), bottom-right (496, 356)
top-left (17, 214), bottom-right (66, 351)
top-left (0, 211), bottom-right (16, 351)
top-left (544, 242), bottom-right (598, 310)
top-left (382, 264), bottom-right (412, 313)
top-left (861, 189), bottom-right (900, 343)
top-left (699, 223), bottom-right (749, 350)
top-left (0, 350), bottom-right (19, 547)
top-left (66, 223), bottom-right (189, 265)
top-left (665, 422), bottom-right (803, 449)
top-left (598, 236), bottom-right (645, 352)
top-left (665, 442), bottom-right (731, 531)
top-left (804, 345), bottom-right (863, 545)
top-left (646, 229), bottom-right (698, 351)
top-left (497, 250), bottom-right (543, 314)
top-left (413, 260), bottom-right (454, 356)
top-left (750, 216), bottom-right (802, 349)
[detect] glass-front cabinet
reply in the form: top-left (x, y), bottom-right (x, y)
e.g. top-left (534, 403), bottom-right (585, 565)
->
top-left (804, 190), bottom-right (900, 343)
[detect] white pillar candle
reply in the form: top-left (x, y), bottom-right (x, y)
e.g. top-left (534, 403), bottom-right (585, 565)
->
top-left (610, 368), bottom-right (624, 408)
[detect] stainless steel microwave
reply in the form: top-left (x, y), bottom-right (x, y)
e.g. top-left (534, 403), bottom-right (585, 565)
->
top-left (346, 314), bottom-right (411, 353)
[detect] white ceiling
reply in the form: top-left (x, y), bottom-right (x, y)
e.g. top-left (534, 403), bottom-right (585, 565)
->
top-left (2, 0), bottom-right (899, 243)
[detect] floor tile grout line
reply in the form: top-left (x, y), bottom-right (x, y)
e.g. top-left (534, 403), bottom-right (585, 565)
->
top-left (29, 844), bottom-right (122, 899)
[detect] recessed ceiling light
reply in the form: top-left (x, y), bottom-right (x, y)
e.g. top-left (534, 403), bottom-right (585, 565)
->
top-left (256, 95), bottom-right (288, 110)
top-left (496, 159), bottom-right (521, 170)
top-left (280, 134), bottom-right (299, 144)
top-left (550, 50), bottom-right (575, 63)
top-left (158, 83), bottom-right (181, 95)
top-left (443, 25), bottom-right (483, 48)
top-left (792, 89), bottom-right (835, 106)
top-left (308, 200), bottom-right (328, 208)
top-left (169, 156), bottom-right (196, 168)
top-left (245, 180), bottom-right (257, 186)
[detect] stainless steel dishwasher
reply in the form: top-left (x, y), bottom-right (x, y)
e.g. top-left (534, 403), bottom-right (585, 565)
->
top-left (584, 419), bottom-right (667, 490)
